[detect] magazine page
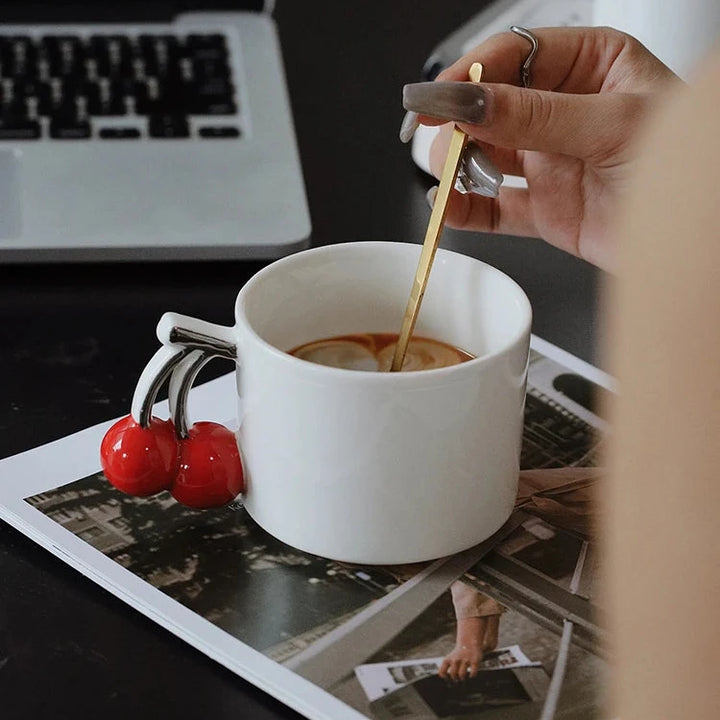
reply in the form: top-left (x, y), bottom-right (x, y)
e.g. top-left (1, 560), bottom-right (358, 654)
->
top-left (0, 336), bottom-right (611, 720)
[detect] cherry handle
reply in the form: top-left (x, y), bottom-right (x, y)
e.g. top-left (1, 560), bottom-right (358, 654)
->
top-left (168, 350), bottom-right (213, 439)
top-left (130, 344), bottom-right (192, 428)
top-left (131, 313), bottom-right (238, 431)
top-left (156, 312), bottom-right (236, 359)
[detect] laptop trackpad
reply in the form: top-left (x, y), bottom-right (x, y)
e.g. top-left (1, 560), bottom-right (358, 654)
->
top-left (0, 150), bottom-right (22, 239)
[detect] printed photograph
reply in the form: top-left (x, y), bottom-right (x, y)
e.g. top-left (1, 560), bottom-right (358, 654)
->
top-left (311, 510), bottom-right (606, 719)
top-left (25, 348), bottom-right (609, 719)
top-left (26, 481), bottom-right (404, 657)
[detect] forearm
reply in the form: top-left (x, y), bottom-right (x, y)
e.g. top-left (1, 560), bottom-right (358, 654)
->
top-left (605, 51), bottom-right (720, 720)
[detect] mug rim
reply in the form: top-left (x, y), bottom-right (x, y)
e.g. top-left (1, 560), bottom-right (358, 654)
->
top-left (234, 241), bottom-right (532, 381)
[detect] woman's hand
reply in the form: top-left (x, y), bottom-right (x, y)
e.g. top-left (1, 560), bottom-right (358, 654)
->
top-left (401, 27), bottom-right (679, 271)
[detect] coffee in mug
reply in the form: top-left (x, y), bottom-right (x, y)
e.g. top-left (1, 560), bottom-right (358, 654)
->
top-left (289, 332), bottom-right (474, 372)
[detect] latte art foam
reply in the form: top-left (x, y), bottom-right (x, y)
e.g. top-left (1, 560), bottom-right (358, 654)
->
top-left (289, 333), bottom-right (474, 372)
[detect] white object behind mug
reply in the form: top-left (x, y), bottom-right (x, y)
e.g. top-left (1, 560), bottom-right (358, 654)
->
top-left (593, 0), bottom-right (720, 79)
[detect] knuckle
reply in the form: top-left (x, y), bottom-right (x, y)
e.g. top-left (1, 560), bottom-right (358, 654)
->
top-left (517, 88), bottom-right (554, 138)
top-left (597, 26), bottom-right (635, 49)
top-left (619, 32), bottom-right (648, 60)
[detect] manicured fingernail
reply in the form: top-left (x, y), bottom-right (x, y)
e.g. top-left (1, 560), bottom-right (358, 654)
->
top-left (403, 82), bottom-right (491, 125)
top-left (426, 186), bottom-right (438, 208)
top-left (457, 144), bottom-right (504, 198)
top-left (399, 110), bottom-right (420, 143)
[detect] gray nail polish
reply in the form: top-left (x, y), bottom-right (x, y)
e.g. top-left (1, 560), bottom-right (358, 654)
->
top-left (403, 82), bottom-right (490, 125)
top-left (399, 110), bottom-right (420, 143)
top-left (456, 145), bottom-right (504, 198)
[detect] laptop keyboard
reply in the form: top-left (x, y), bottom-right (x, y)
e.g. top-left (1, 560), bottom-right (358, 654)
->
top-left (0, 32), bottom-right (241, 140)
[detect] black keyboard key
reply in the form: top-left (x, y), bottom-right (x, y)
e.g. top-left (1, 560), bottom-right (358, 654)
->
top-left (0, 114), bottom-right (40, 139)
top-left (35, 84), bottom-right (59, 116)
top-left (138, 34), bottom-right (181, 54)
top-left (41, 35), bottom-right (82, 50)
top-left (198, 126), bottom-right (239, 138)
top-left (88, 34), bottom-right (125, 51)
top-left (0, 37), bottom-right (12, 66)
top-left (40, 93), bottom-right (79, 119)
top-left (99, 34), bottom-right (132, 55)
top-left (156, 73), bottom-right (188, 105)
top-left (186, 34), bottom-right (226, 49)
top-left (139, 34), bottom-right (184, 76)
top-left (41, 35), bottom-right (85, 78)
top-left (0, 92), bottom-right (39, 139)
top-left (192, 57), bottom-right (231, 80)
top-left (186, 34), bottom-right (227, 62)
top-left (135, 82), bottom-right (171, 114)
top-left (135, 77), bottom-right (189, 115)
top-left (190, 98), bottom-right (237, 115)
top-left (89, 35), bottom-right (134, 78)
top-left (3, 80), bottom-right (32, 110)
top-left (86, 35), bottom-right (107, 58)
top-left (148, 113), bottom-right (189, 138)
top-left (1, 97), bottom-right (31, 121)
top-left (49, 114), bottom-right (91, 139)
top-left (133, 80), bottom-right (157, 114)
top-left (188, 77), bottom-right (236, 115)
top-left (99, 127), bottom-right (140, 139)
top-left (0, 123), bottom-right (40, 139)
top-left (58, 77), bottom-right (91, 99)
top-left (28, 76), bottom-right (81, 117)
top-left (11, 78), bottom-right (49, 100)
top-left (96, 56), bottom-right (135, 79)
top-left (194, 77), bottom-right (233, 95)
top-left (86, 81), bottom-right (126, 116)
top-left (3, 36), bottom-right (39, 79)
top-left (35, 92), bottom-right (52, 116)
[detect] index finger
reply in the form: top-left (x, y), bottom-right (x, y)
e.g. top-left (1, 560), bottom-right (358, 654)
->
top-left (437, 26), bottom-right (629, 93)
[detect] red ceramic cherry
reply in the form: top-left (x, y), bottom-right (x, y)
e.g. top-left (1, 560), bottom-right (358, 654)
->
top-left (171, 421), bottom-right (244, 509)
top-left (100, 415), bottom-right (180, 497)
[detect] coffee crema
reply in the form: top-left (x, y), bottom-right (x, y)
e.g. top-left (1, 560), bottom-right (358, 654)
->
top-left (288, 332), bottom-right (474, 372)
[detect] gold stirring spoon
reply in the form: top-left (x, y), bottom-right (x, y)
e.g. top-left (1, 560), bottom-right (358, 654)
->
top-left (390, 62), bottom-right (484, 372)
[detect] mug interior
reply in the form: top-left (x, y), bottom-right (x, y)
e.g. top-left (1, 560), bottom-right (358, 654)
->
top-left (238, 242), bottom-right (531, 362)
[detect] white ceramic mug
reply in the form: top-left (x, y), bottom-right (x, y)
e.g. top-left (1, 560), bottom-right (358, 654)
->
top-left (132, 241), bottom-right (532, 564)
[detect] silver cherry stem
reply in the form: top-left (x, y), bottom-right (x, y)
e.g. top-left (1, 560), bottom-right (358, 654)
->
top-left (131, 345), bottom-right (194, 429)
top-left (168, 349), bottom-right (214, 439)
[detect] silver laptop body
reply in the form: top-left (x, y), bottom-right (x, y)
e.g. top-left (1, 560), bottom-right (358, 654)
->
top-left (0, 4), bottom-right (311, 262)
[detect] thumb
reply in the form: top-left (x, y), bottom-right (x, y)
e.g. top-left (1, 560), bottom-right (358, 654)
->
top-left (403, 81), bottom-right (644, 162)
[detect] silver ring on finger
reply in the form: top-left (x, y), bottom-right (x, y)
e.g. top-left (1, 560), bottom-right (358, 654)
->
top-left (510, 25), bottom-right (539, 89)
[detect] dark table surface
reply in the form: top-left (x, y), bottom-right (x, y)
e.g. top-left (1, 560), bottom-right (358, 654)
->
top-left (0, 2), bottom-right (604, 717)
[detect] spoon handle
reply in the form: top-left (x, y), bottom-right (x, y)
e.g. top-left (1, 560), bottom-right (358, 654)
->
top-left (390, 62), bottom-right (484, 372)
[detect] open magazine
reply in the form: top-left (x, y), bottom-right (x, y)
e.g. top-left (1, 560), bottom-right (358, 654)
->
top-left (0, 336), bottom-right (612, 720)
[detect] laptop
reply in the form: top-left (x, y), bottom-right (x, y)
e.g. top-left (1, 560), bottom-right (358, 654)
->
top-left (0, 0), bottom-right (311, 262)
